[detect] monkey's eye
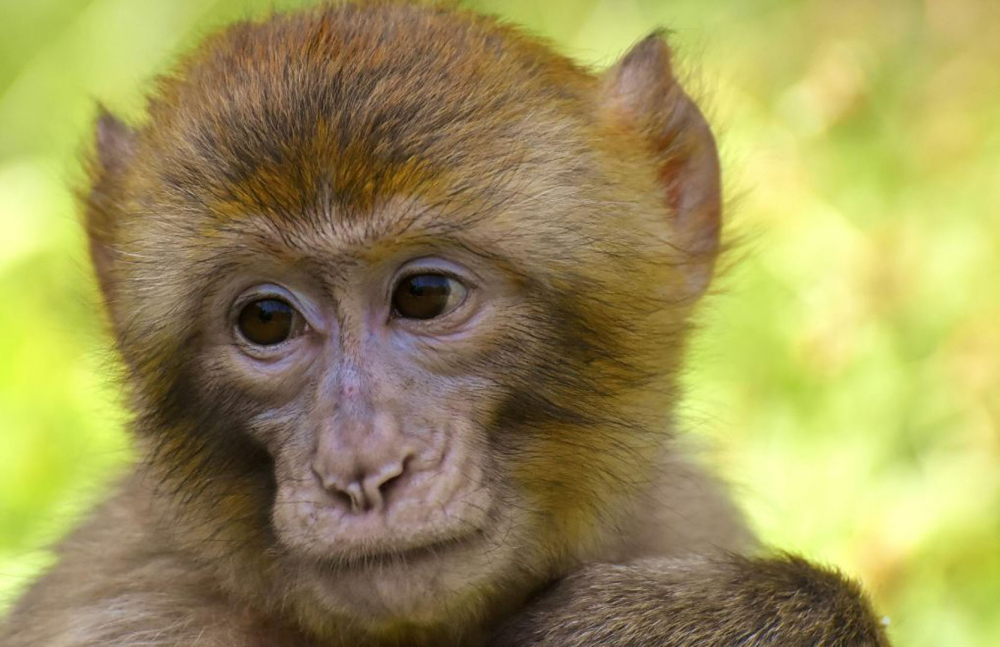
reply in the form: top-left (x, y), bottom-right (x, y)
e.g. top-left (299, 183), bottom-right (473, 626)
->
top-left (391, 274), bottom-right (467, 320)
top-left (237, 298), bottom-right (302, 346)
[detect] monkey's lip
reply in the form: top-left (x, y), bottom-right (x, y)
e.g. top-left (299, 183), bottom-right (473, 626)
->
top-left (309, 530), bottom-right (486, 571)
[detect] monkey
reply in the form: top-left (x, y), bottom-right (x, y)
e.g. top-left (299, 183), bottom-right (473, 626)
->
top-left (0, 2), bottom-right (890, 646)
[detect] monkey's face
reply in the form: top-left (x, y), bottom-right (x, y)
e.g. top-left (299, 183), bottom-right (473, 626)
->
top-left (143, 183), bottom-right (680, 622)
top-left (112, 177), bottom-right (687, 624)
top-left (196, 217), bottom-right (527, 619)
top-left (106, 139), bottom-right (699, 626)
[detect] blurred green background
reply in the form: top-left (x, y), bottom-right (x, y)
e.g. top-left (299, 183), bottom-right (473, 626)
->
top-left (0, 0), bottom-right (997, 644)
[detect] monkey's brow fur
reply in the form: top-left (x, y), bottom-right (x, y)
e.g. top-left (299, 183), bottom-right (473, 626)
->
top-left (0, 2), bottom-right (890, 647)
top-left (125, 1), bottom-right (597, 227)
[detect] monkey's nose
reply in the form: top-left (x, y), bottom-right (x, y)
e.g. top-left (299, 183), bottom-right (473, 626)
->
top-left (312, 452), bottom-right (409, 514)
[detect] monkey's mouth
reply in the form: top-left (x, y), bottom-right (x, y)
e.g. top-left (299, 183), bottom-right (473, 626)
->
top-left (273, 476), bottom-right (502, 578)
top-left (309, 531), bottom-right (486, 572)
top-left (295, 527), bottom-right (512, 622)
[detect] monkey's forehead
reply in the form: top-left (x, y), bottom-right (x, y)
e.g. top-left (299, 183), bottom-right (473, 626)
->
top-left (133, 4), bottom-right (605, 221)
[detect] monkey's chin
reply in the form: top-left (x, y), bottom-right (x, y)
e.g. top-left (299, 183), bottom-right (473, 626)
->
top-left (293, 533), bottom-right (517, 626)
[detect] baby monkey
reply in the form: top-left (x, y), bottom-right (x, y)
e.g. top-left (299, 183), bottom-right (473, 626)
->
top-left (1, 2), bottom-right (889, 646)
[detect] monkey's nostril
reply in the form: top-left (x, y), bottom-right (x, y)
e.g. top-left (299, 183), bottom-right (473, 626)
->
top-left (380, 469), bottom-right (404, 493)
top-left (363, 456), bottom-right (410, 512)
top-left (328, 488), bottom-right (355, 512)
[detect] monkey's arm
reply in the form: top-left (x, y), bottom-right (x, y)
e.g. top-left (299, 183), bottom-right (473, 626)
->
top-left (489, 555), bottom-right (889, 647)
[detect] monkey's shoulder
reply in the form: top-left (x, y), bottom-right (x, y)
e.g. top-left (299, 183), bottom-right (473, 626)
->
top-left (0, 475), bottom-right (313, 647)
top-left (614, 449), bottom-right (757, 559)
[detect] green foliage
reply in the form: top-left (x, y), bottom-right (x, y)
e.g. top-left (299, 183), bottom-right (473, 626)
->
top-left (1, 1), bottom-right (997, 644)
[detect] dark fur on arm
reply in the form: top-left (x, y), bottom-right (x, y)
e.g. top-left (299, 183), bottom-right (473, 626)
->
top-left (490, 554), bottom-right (889, 647)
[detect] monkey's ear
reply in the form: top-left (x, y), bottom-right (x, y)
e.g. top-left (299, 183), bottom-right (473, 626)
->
top-left (600, 33), bottom-right (721, 298)
top-left (94, 106), bottom-right (137, 176)
top-left (88, 106), bottom-right (137, 304)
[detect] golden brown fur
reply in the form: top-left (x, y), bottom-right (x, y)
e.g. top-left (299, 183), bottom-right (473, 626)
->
top-left (1, 3), bottom-right (888, 646)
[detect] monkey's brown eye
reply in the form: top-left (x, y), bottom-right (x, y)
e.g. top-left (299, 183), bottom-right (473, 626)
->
top-left (392, 274), bottom-right (467, 320)
top-left (237, 298), bottom-right (300, 346)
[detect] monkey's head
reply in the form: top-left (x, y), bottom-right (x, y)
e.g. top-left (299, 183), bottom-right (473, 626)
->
top-left (84, 4), bottom-right (721, 638)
